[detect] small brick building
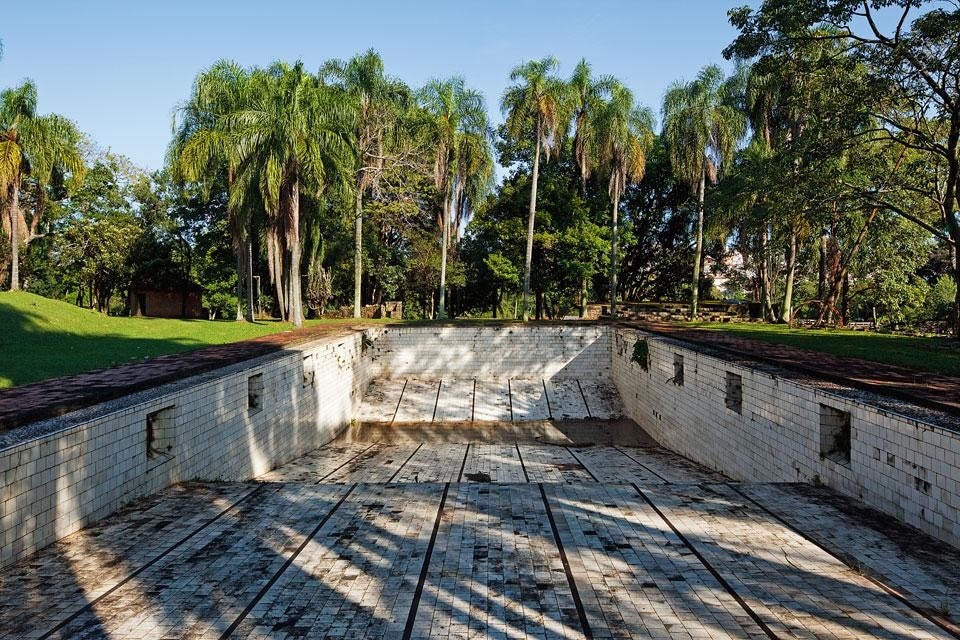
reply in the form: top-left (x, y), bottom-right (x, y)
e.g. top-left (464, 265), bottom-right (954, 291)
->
top-left (129, 284), bottom-right (204, 319)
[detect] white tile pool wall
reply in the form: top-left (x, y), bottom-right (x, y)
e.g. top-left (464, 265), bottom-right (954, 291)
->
top-left (611, 327), bottom-right (960, 547)
top-left (365, 324), bottom-right (611, 380)
top-left (0, 328), bottom-right (379, 569)
top-left (3, 322), bottom-right (958, 570)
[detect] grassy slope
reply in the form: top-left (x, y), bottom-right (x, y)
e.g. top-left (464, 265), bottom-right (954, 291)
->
top-left (688, 321), bottom-right (960, 377)
top-left (4, 291), bottom-right (957, 388)
top-left (0, 291), bottom-right (372, 388)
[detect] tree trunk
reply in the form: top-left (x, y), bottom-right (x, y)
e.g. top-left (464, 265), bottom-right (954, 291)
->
top-left (438, 189), bottom-right (450, 319)
top-left (756, 231), bottom-right (767, 306)
top-left (818, 229), bottom-right (828, 301)
top-left (522, 120), bottom-right (542, 322)
top-left (944, 164), bottom-right (960, 337)
top-left (235, 250), bottom-right (245, 321)
top-left (288, 179), bottom-right (303, 327)
top-left (9, 178), bottom-right (20, 291)
top-left (270, 231), bottom-right (287, 322)
top-left (690, 170), bottom-right (706, 320)
top-left (246, 236), bottom-right (255, 322)
top-left (952, 244), bottom-right (960, 338)
top-left (609, 191), bottom-right (620, 320)
top-left (580, 276), bottom-right (588, 318)
top-left (353, 182), bottom-right (363, 318)
top-left (783, 225), bottom-right (797, 324)
top-left (762, 224), bottom-right (778, 322)
top-left (941, 113), bottom-right (960, 338)
top-left (816, 208), bottom-right (880, 327)
top-left (840, 272), bottom-right (849, 326)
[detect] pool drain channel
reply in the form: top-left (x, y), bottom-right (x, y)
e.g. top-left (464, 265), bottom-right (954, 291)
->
top-left (564, 447), bottom-right (600, 482)
top-left (431, 379), bottom-right (442, 422)
top-left (515, 444), bottom-right (531, 482)
top-left (539, 483), bottom-right (593, 639)
top-left (614, 446), bottom-right (669, 483)
top-left (542, 379), bottom-right (553, 419)
top-left (630, 482), bottom-right (778, 639)
top-left (219, 484), bottom-right (358, 639)
top-left (576, 379), bottom-right (592, 418)
top-left (390, 379), bottom-right (408, 424)
top-left (40, 484), bottom-right (266, 640)
top-left (313, 442), bottom-right (378, 483)
top-left (388, 443), bottom-right (424, 483)
top-left (456, 444), bottom-right (471, 482)
top-left (402, 482), bottom-right (451, 640)
top-left (726, 483), bottom-right (960, 639)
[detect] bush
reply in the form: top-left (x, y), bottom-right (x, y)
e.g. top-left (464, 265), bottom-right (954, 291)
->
top-left (922, 275), bottom-right (957, 321)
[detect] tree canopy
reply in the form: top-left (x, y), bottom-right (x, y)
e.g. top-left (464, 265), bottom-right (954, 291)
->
top-left (2, 22), bottom-right (958, 337)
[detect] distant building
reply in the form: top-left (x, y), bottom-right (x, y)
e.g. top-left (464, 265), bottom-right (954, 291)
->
top-left (129, 282), bottom-right (204, 319)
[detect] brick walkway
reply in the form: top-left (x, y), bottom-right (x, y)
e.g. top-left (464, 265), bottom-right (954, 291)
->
top-left (0, 324), bottom-right (370, 431)
top-left (632, 321), bottom-right (960, 417)
top-left (3, 441), bottom-right (958, 639)
top-left (4, 319), bottom-right (956, 432)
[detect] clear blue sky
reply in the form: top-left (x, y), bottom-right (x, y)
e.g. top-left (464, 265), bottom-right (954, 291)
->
top-left (2, 1), bottom-right (749, 173)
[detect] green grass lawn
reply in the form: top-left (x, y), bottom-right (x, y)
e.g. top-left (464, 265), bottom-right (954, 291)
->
top-left (5, 290), bottom-right (958, 388)
top-left (0, 291), bottom-right (378, 389)
top-left (688, 321), bottom-right (960, 377)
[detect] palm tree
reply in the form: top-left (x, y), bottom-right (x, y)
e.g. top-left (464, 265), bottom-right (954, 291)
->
top-left (662, 65), bottom-right (745, 320)
top-left (419, 77), bottom-right (491, 318)
top-left (229, 62), bottom-right (354, 327)
top-left (501, 56), bottom-right (569, 321)
top-left (1, 81), bottom-right (86, 290)
top-left (593, 83), bottom-right (655, 319)
top-left (569, 59), bottom-right (615, 194)
top-left (741, 63), bottom-right (785, 322)
top-left (170, 60), bottom-right (256, 321)
top-left (321, 50), bottom-right (410, 318)
top-left (567, 60), bottom-right (616, 314)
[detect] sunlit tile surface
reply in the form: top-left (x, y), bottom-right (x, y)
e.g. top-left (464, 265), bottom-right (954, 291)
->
top-left (2, 440), bottom-right (958, 639)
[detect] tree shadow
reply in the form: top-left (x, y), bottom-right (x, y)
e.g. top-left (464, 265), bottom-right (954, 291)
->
top-left (0, 305), bottom-right (301, 431)
top-left (2, 446), bottom-right (956, 639)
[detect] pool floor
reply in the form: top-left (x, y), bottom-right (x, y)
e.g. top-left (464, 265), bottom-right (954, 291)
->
top-left (2, 438), bottom-right (960, 639)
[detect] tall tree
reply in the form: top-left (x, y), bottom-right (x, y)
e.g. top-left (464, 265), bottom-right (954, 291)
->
top-left (741, 63), bottom-right (783, 321)
top-left (501, 56), bottom-right (569, 321)
top-left (321, 50), bottom-right (410, 318)
top-left (662, 65), bottom-right (745, 319)
top-left (569, 59), bottom-right (615, 194)
top-left (1, 81), bottom-right (85, 290)
top-left (727, 1), bottom-right (960, 335)
top-left (419, 77), bottom-right (492, 318)
top-left (229, 62), bottom-right (354, 326)
top-left (593, 83), bottom-right (655, 318)
top-left (169, 60), bottom-right (256, 321)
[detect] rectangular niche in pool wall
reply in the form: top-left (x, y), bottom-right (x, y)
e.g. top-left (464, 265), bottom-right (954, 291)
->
top-left (146, 405), bottom-right (176, 460)
top-left (819, 404), bottom-right (851, 465)
top-left (302, 355), bottom-right (316, 388)
top-left (725, 371), bottom-right (743, 414)
top-left (671, 354), bottom-right (684, 386)
top-left (248, 373), bottom-right (264, 412)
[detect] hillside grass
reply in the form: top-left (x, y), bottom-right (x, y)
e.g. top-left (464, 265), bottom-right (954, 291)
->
top-left (688, 321), bottom-right (960, 377)
top-left (0, 291), bottom-right (382, 388)
top-left (4, 290), bottom-right (958, 388)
